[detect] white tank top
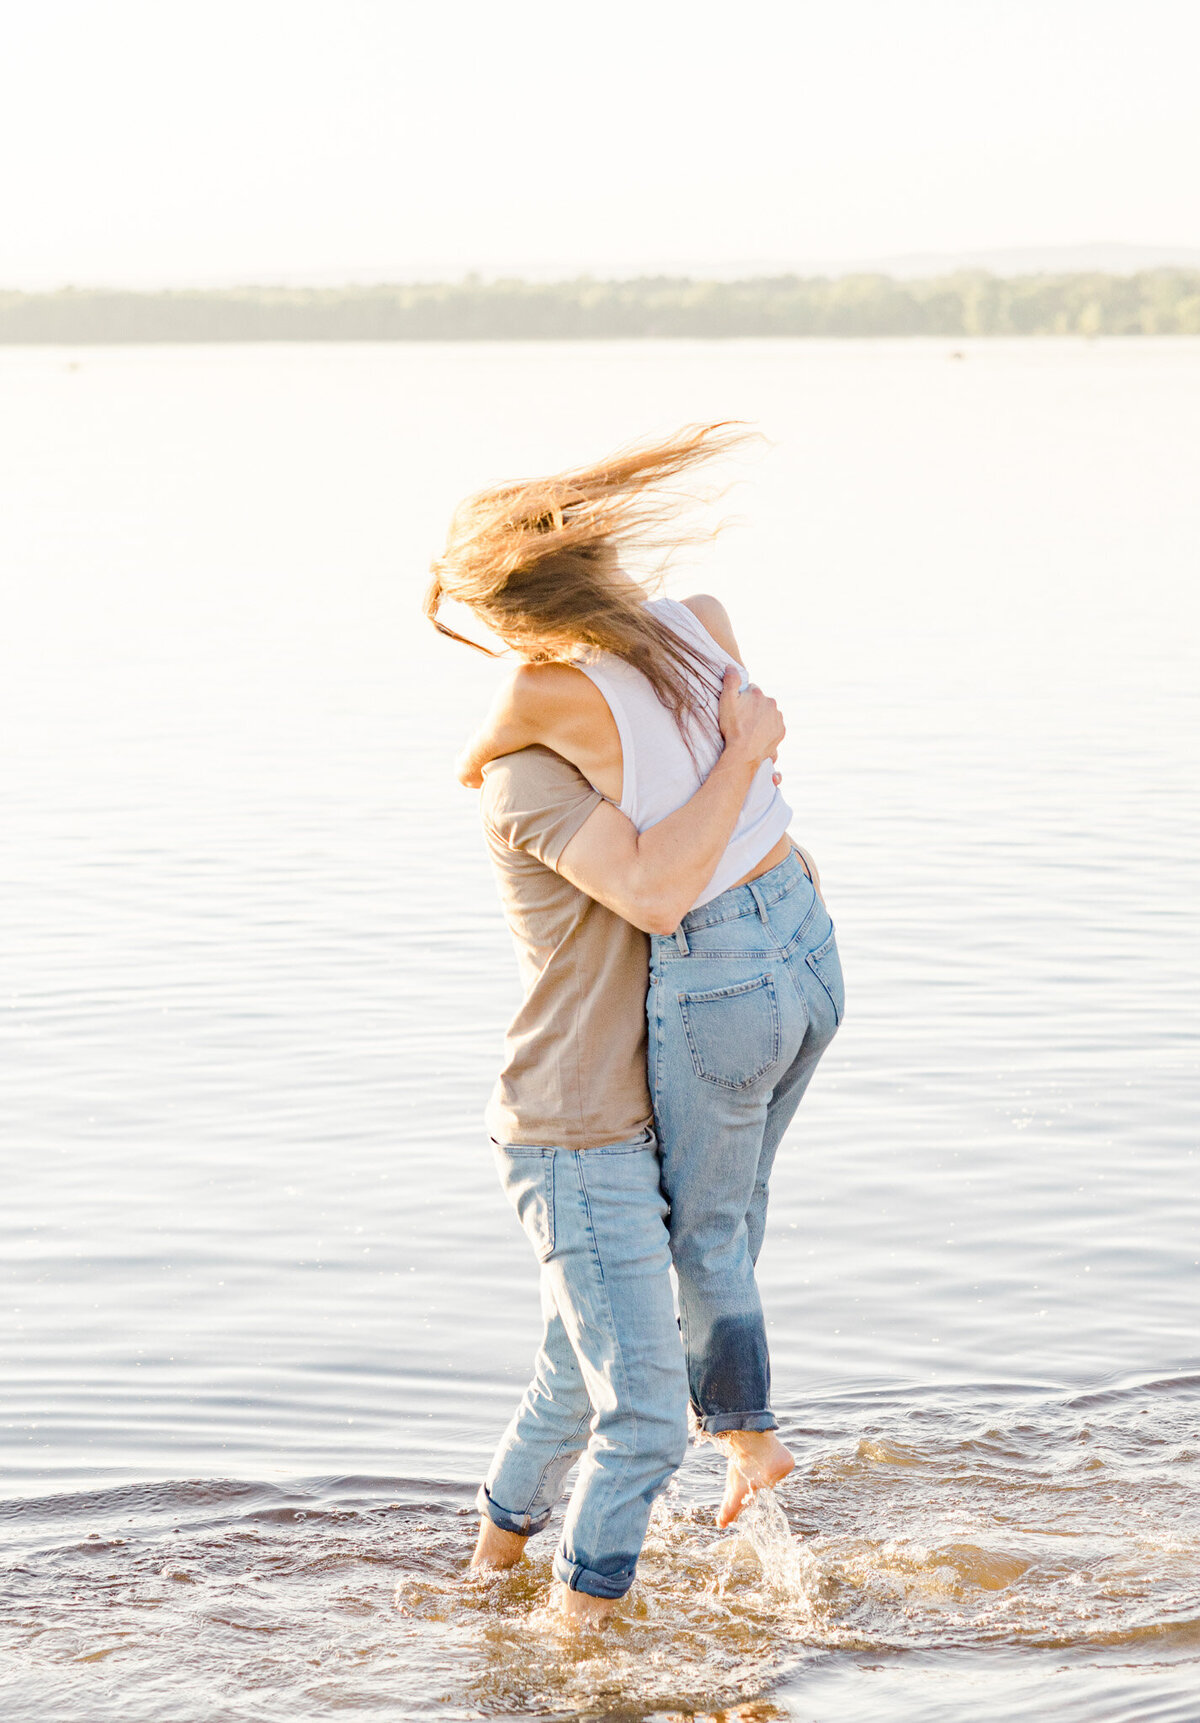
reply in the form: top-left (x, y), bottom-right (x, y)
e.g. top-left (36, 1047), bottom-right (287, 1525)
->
top-left (576, 597), bottom-right (792, 911)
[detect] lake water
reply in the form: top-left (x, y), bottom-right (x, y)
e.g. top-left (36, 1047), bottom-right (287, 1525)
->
top-left (1, 338), bottom-right (1198, 1722)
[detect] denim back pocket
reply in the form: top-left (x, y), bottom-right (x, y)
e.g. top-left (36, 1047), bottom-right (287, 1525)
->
top-left (493, 1146), bottom-right (556, 1262)
top-left (677, 974), bottom-right (781, 1090)
top-left (805, 929), bottom-right (845, 1026)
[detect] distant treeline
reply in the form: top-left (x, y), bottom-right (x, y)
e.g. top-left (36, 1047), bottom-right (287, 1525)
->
top-left (3, 271), bottom-right (1200, 342)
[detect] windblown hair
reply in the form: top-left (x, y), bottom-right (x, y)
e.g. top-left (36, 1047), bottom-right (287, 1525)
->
top-left (424, 422), bottom-right (754, 736)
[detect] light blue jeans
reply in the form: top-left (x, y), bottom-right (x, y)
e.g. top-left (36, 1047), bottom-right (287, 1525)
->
top-left (478, 1131), bottom-right (689, 1600)
top-left (649, 849), bottom-right (844, 1434)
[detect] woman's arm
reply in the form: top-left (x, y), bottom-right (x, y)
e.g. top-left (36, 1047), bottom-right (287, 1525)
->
top-left (455, 674), bottom-right (534, 788)
top-left (456, 662), bottom-right (616, 789)
top-left (681, 593), bottom-right (746, 664)
top-left (454, 664), bottom-right (568, 787)
top-left (686, 594), bottom-right (825, 903)
top-left (554, 669), bottom-right (784, 935)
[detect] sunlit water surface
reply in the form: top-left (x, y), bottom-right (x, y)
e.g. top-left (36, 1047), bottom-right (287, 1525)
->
top-left (1, 339), bottom-right (1198, 1722)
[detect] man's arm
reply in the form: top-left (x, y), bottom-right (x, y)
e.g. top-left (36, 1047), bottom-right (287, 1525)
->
top-left (792, 842), bottom-right (823, 902)
top-left (555, 668), bottom-right (784, 935)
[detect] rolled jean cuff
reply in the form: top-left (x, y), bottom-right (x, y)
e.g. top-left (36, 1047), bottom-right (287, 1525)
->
top-left (697, 1409), bottom-right (779, 1436)
top-left (475, 1483), bottom-right (550, 1538)
top-left (552, 1548), bottom-right (637, 1600)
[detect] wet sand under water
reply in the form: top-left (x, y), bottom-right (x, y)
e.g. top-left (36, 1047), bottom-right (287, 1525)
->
top-left (2, 339), bottom-right (1199, 1719)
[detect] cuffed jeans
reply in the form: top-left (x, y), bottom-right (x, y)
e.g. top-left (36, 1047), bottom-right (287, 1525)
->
top-left (649, 849), bottom-right (844, 1435)
top-left (478, 1131), bottom-right (689, 1600)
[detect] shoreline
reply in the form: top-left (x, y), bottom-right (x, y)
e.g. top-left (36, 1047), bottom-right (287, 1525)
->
top-left (3, 268), bottom-right (1199, 342)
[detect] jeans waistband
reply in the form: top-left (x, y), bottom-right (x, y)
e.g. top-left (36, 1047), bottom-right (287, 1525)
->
top-left (490, 1127), bottom-right (657, 1157)
top-left (676, 847), bottom-right (806, 935)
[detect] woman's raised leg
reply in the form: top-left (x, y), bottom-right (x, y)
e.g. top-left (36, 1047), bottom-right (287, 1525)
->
top-left (648, 859), bottom-right (842, 1520)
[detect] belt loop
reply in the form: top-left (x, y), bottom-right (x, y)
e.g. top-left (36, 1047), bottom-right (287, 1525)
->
top-left (674, 922), bottom-right (690, 955)
top-left (748, 879), bottom-right (770, 926)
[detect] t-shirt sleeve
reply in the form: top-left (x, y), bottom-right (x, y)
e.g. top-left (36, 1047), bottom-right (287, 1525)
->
top-left (481, 747), bottom-right (604, 869)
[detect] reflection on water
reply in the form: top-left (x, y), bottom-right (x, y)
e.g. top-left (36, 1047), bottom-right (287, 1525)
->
top-left (1, 339), bottom-right (1198, 1719)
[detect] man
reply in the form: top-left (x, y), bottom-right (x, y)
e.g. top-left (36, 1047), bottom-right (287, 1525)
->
top-left (469, 669), bottom-right (785, 1624)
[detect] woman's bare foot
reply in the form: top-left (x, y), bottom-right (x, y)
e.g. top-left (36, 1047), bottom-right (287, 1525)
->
top-left (470, 1519), bottom-right (528, 1571)
top-left (714, 1430), bottom-right (795, 1527)
top-left (553, 1580), bottom-right (617, 1627)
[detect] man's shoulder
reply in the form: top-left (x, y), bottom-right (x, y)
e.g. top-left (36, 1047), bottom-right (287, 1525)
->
top-left (480, 746), bottom-right (602, 860)
top-left (482, 744), bottom-right (592, 812)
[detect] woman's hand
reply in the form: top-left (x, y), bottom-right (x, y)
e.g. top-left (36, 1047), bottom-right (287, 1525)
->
top-left (716, 666), bottom-right (785, 768)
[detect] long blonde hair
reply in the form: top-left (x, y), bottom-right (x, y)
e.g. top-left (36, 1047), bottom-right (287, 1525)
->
top-left (424, 422), bottom-right (753, 735)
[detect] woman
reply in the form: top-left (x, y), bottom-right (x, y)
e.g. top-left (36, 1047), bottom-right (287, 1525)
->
top-left (428, 423), bottom-right (844, 1538)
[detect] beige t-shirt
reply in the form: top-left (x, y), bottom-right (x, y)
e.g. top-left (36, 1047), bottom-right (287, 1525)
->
top-left (481, 746), bottom-right (654, 1150)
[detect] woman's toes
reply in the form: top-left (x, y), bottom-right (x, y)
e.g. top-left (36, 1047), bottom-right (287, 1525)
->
top-left (716, 1461), bottom-right (752, 1527)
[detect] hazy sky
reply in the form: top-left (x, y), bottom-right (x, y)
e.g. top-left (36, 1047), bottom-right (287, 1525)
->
top-left (3, 0), bottom-right (1197, 287)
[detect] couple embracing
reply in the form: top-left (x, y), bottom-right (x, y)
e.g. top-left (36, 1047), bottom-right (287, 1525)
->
top-left (426, 424), bottom-right (844, 1625)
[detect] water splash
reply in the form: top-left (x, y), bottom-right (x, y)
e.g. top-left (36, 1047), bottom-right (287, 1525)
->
top-left (4, 1381), bottom-right (1200, 1721)
top-left (731, 1489), bottom-right (820, 1611)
